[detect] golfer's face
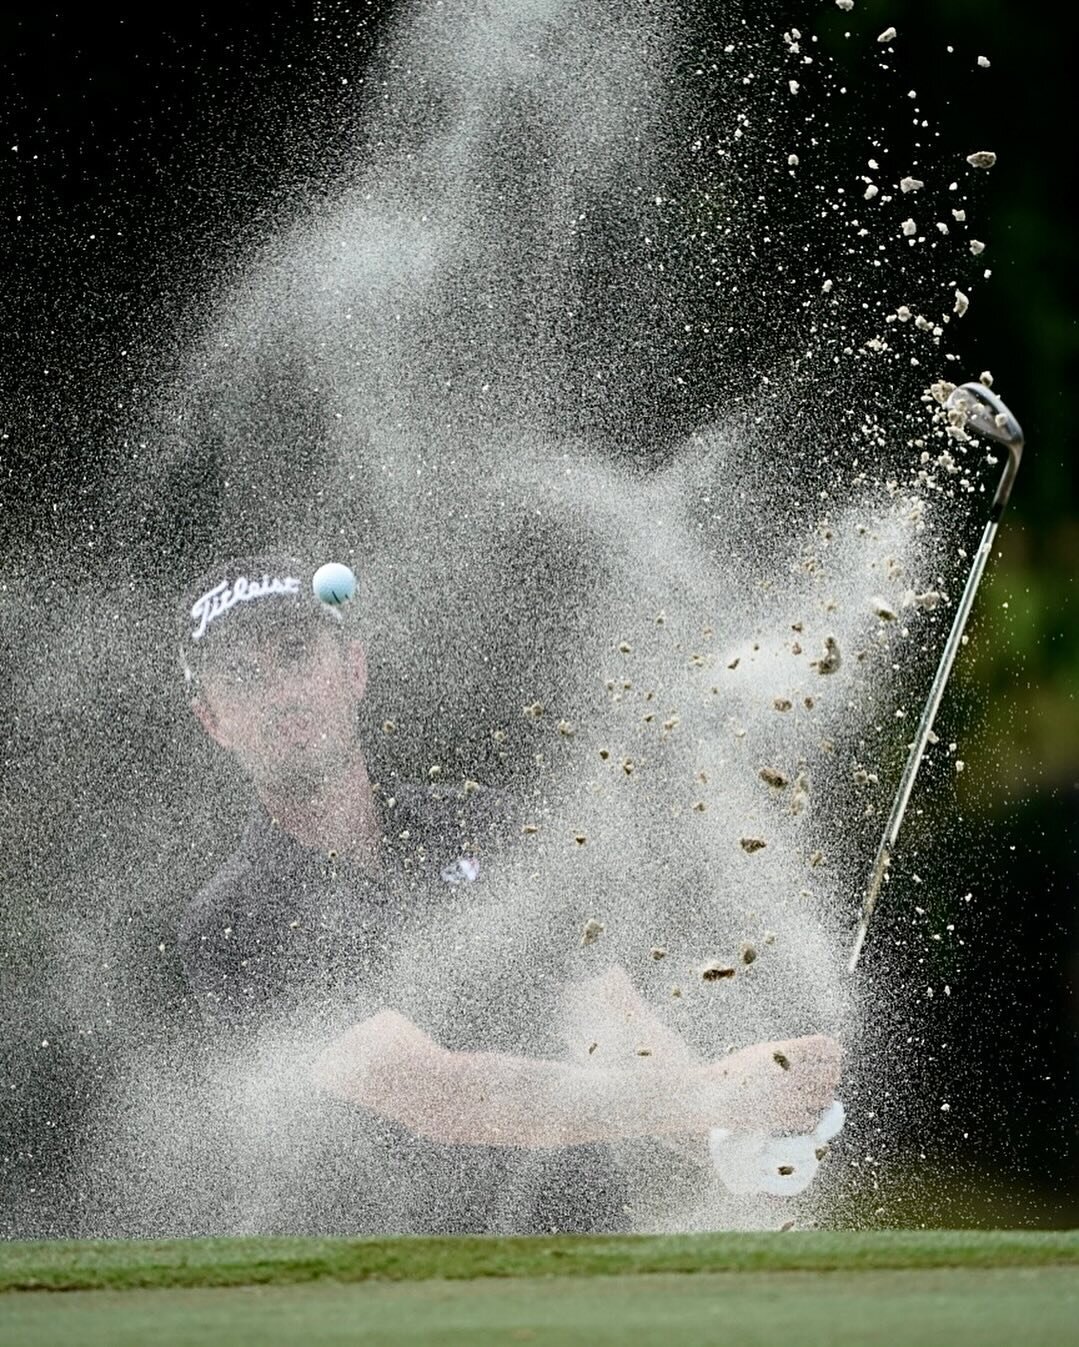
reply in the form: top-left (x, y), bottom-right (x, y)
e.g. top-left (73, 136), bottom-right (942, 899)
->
top-left (200, 627), bottom-right (361, 780)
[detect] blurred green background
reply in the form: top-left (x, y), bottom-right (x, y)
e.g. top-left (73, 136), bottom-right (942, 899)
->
top-left (817, 0), bottom-right (1079, 1227)
top-left (861, 0), bottom-right (1079, 1226)
top-left (0, 0), bottom-right (1075, 1231)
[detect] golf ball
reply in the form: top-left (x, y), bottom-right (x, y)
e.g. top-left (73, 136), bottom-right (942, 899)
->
top-left (312, 561), bottom-right (357, 606)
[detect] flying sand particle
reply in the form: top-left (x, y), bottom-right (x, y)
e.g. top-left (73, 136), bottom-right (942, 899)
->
top-left (811, 636), bottom-right (842, 675)
top-left (740, 836), bottom-right (767, 854)
top-left (878, 27), bottom-right (897, 43)
top-left (966, 150), bottom-right (997, 169)
top-left (759, 766), bottom-right (790, 789)
top-left (773, 1051), bottom-right (791, 1070)
top-left (581, 919), bottom-right (605, 946)
top-left (700, 962), bottom-right (736, 982)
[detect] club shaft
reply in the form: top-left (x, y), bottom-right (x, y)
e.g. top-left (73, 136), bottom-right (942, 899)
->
top-left (847, 515), bottom-right (1000, 971)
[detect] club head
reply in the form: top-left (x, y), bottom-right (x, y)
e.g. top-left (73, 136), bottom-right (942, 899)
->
top-left (945, 382), bottom-right (1024, 452)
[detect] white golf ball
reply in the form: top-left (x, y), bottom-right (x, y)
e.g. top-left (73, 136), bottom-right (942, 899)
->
top-left (312, 562), bottom-right (357, 606)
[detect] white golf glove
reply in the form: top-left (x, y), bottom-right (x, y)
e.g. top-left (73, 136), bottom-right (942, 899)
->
top-left (708, 1099), bottom-right (846, 1196)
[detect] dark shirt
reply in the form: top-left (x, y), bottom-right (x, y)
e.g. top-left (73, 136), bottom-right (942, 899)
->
top-left (178, 783), bottom-right (481, 1034)
top-left (177, 783), bottom-right (628, 1235)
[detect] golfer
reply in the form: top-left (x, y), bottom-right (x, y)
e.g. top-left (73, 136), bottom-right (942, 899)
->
top-left (177, 556), bottom-right (841, 1230)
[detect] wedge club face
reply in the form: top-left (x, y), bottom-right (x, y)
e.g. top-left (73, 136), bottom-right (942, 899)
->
top-left (945, 382), bottom-right (1024, 452)
top-left (945, 382), bottom-right (1024, 518)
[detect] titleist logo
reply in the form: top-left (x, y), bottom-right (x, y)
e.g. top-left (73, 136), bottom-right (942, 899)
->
top-left (190, 574), bottom-right (301, 641)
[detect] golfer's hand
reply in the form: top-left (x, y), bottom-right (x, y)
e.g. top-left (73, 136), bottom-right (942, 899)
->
top-left (699, 1033), bottom-right (841, 1135)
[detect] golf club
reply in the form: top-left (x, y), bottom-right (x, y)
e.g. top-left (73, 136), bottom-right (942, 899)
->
top-left (710, 382), bottom-right (1025, 1194)
top-left (847, 382), bottom-right (1025, 971)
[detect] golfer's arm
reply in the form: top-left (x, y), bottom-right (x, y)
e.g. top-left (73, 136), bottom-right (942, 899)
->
top-left (313, 1010), bottom-right (728, 1148)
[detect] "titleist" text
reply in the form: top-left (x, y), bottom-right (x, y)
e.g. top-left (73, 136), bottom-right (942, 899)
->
top-left (190, 574), bottom-right (301, 641)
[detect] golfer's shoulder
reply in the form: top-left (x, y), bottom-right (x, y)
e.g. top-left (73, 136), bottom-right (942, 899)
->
top-left (179, 806), bottom-right (290, 944)
top-left (177, 846), bottom-right (258, 960)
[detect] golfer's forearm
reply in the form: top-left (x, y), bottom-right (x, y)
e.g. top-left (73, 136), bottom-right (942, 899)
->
top-left (360, 1042), bottom-right (727, 1147)
top-left (313, 1011), bottom-right (737, 1146)
top-left (419, 1051), bottom-right (727, 1147)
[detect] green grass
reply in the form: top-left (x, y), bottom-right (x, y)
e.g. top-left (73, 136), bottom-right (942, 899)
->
top-left (2, 1265), bottom-right (1079, 1347)
top-left (2, 1233), bottom-right (1077, 1347)
top-left (1, 1229), bottom-right (1077, 1294)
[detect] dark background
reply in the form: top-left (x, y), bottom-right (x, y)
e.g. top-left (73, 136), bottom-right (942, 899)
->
top-left (1, 0), bottom-right (1076, 1230)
